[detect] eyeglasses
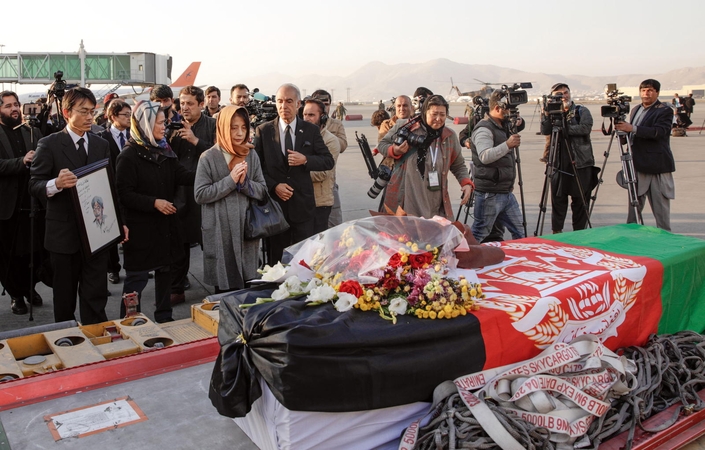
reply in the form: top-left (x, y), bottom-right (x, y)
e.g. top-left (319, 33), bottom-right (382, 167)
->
top-left (72, 108), bottom-right (96, 117)
top-left (116, 113), bottom-right (131, 117)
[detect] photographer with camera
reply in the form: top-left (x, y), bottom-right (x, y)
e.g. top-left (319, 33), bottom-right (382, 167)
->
top-left (614, 79), bottom-right (675, 231)
top-left (539, 83), bottom-right (595, 234)
top-left (378, 95), bottom-right (472, 219)
top-left (0, 91), bottom-right (45, 314)
top-left (470, 90), bottom-right (526, 242)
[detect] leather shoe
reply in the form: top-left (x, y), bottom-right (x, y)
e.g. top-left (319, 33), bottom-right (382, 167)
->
top-left (170, 293), bottom-right (185, 306)
top-left (108, 272), bottom-right (121, 284)
top-left (29, 290), bottom-right (43, 306)
top-left (11, 297), bottom-right (27, 315)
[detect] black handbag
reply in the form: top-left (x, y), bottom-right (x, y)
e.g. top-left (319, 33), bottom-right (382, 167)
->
top-left (244, 192), bottom-right (290, 240)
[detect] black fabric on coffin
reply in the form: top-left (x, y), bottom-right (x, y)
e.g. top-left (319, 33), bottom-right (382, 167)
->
top-left (209, 283), bottom-right (486, 418)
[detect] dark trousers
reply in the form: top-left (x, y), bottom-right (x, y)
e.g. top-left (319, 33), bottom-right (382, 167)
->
top-left (171, 243), bottom-right (190, 294)
top-left (313, 206), bottom-right (332, 234)
top-left (267, 218), bottom-right (315, 265)
top-left (107, 244), bottom-right (121, 274)
top-left (50, 251), bottom-right (109, 325)
top-left (550, 168), bottom-right (592, 232)
top-left (122, 266), bottom-right (172, 323)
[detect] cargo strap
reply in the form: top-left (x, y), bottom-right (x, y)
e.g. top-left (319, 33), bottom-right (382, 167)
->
top-left (399, 335), bottom-right (636, 449)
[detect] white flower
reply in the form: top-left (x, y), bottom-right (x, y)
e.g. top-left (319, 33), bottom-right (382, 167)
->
top-left (260, 262), bottom-right (287, 281)
top-left (389, 298), bottom-right (408, 316)
top-left (303, 278), bottom-right (322, 293)
top-left (282, 275), bottom-right (303, 293)
top-left (334, 292), bottom-right (357, 312)
top-left (271, 285), bottom-right (290, 301)
top-left (306, 284), bottom-right (336, 303)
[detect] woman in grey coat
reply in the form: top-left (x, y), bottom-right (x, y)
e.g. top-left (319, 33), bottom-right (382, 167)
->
top-left (194, 106), bottom-right (267, 292)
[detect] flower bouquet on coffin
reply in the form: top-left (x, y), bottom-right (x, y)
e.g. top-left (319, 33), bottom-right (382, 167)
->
top-left (251, 216), bottom-right (505, 323)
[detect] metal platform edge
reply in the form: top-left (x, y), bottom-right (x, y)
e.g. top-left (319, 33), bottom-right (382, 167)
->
top-left (599, 390), bottom-right (705, 449)
top-left (0, 336), bottom-right (219, 412)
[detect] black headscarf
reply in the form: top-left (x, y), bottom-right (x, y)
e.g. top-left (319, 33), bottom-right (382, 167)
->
top-left (415, 95), bottom-right (447, 176)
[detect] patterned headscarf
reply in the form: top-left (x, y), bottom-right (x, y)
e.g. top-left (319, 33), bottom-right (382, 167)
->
top-left (216, 106), bottom-right (253, 170)
top-left (130, 100), bottom-right (170, 150)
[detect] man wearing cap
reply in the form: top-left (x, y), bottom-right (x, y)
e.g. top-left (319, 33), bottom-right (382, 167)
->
top-left (311, 90), bottom-right (347, 227)
top-left (615, 79), bottom-right (675, 231)
top-left (539, 83), bottom-right (595, 233)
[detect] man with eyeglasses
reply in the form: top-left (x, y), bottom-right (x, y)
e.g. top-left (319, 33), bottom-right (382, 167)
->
top-left (29, 87), bottom-right (116, 325)
top-left (0, 90), bottom-right (45, 315)
top-left (98, 99), bottom-right (131, 284)
top-left (311, 89), bottom-right (347, 227)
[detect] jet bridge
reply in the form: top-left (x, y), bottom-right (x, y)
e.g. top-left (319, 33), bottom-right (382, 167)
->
top-left (0, 40), bottom-right (172, 87)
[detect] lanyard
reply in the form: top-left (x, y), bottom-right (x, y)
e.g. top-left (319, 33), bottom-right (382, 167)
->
top-left (429, 140), bottom-right (439, 169)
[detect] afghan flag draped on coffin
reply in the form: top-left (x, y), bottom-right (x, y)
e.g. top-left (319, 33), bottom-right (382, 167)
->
top-left (210, 223), bottom-right (705, 417)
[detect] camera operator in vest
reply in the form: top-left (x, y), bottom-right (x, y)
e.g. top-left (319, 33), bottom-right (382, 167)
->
top-left (470, 90), bottom-right (525, 243)
top-left (539, 83), bottom-right (595, 233)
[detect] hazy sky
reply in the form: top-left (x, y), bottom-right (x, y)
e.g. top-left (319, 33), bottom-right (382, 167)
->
top-left (3, 0), bottom-right (704, 92)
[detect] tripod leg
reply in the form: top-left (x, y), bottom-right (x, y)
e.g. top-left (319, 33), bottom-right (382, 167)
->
top-left (513, 146), bottom-right (528, 237)
top-left (617, 135), bottom-right (644, 225)
top-left (589, 131), bottom-right (614, 219)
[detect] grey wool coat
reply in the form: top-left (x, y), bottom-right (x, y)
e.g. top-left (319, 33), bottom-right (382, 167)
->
top-left (194, 145), bottom-right (267, 290)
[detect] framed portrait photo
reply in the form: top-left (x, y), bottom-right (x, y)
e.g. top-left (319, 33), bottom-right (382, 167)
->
top-left (70, 158), bottom-right (124, 258)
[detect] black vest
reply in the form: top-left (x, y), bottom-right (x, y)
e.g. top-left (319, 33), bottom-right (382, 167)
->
top-left (470, 119), bottom-right (515, 193)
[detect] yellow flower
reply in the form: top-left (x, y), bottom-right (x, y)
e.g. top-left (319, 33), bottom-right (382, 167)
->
top-left (451, 310), bottom-right (460, 318)
top-left (406, 241), bottom-right (412, 247)
top-left (422, 311), bottom-right (429, 319)
top-left (401, 255), bottom-right (408, 263)
top-left (438, 310), bottom-right (445, 319)
top-left (429, 311), bottom-right (437, 320)
top-left (444, 304), bottom-right (453, 314)
top-left (366, 289), bottom-right (374, 298)
top-left (425, 244), bottom-right (432, 251)
top-left (416, 309), bottom-right (424, 318)
top-left (411, 243), bottom-right (419, 252)
top-left (470, 288), bottom-right (477, 297)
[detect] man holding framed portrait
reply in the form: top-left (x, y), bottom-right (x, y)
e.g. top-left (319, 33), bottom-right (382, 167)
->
top-left (29, 87), bottom-right (124, 325)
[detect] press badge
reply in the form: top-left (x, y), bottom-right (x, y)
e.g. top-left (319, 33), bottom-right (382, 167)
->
top-left (428, 171), bottom-right (441, 191)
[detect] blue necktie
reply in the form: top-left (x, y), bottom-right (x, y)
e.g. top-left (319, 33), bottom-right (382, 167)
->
top-left (119, 132), bottom-right (125, 149)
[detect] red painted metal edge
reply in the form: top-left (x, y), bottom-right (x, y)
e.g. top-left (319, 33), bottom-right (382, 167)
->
top-left (599, 389), bottom-right (705, 449)
top-left (0, 336), bottom-right (219, 412)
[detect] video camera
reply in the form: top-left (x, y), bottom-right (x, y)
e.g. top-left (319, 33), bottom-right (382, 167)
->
top-left (498, 82), bottom-right (532, 111)
top-left (246, 89), bottom-right (278, 129)
top-left (601, 83), bottom-right (631, 120)
top-left (48, 71), bottom-right (67, 100)
top-left (472, 95), bottom-right (490, 120)
top-left (542, 93), bottom-right (564, 116)
top-left (22, 103), bottom-right (42, 129)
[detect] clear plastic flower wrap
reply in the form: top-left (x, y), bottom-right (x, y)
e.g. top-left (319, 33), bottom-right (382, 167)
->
top-left (282, 216), bottom-right (464, 284)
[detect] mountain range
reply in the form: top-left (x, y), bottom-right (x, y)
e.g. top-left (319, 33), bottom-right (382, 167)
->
top-left (238, 58), bottom-right (705, 102)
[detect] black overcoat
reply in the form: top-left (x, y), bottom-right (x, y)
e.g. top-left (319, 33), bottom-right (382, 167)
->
top-left (115, 141), bottom-right (194, 271)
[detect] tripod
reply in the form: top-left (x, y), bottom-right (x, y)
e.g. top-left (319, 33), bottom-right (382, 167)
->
top-left (534, 114), bottom-right (592, 236)
top-left (508, 116), bottom-right (528, 237)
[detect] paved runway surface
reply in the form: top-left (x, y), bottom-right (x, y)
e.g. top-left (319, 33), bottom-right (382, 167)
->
top-left (0, 100), bottom-right (702, 449)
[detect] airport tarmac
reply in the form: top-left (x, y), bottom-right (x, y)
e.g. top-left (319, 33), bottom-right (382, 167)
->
top-left (1, 100), bottom-right (703, 333)
top-left (0, 100), bottom-right (702, 449)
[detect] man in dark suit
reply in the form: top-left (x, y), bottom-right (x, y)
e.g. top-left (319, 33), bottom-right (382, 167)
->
top-left (615, 79), bottom-right (676, 231)
top-left (98, 99), bottom-right (131, 284)
top-left (29, 87), bottom-right (114, 325)
top-left (255, 83), bottom-right (335, 264)
top-left (0, 91), bottom-right (44, 314)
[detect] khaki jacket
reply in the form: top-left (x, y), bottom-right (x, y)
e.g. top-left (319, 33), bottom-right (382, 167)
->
top-left (311, 129), bottom-right (340, 207)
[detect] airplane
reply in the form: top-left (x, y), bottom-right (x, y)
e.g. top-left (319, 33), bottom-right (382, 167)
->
top-left (17, 62), bottom-right (202, 105)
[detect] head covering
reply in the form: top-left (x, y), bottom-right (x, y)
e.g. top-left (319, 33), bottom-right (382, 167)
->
top-left (413, 95), bottom-right (447, 177)
top-left (551, 83), bottom-right (570, 93)
top-left (130, 100), bottom-right (174, 156)
top-left (216, 106), bottom-right (253, 170)
top-left (104, 93), bottom-right (119, 105)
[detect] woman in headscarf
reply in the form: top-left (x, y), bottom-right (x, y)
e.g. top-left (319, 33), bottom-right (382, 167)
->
top-left (194, 106), bottom-right (267, 293)
top-left (115, 100), bottom-right (194, 323)
top-left (378, 95), bottom-right (474, 219)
